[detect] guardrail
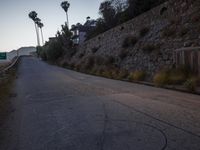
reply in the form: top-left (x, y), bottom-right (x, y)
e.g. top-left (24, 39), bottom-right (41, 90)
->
top-left (0, 56), bottom-right (20, 74)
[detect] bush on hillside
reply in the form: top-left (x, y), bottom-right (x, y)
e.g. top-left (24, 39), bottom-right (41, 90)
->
top-left (142, 44), bottom-right (156, 53)
top-left (83, 56), bottom-right (95, 71)
top-left (162, 26), bottom-right (176, 37)
top-left (122, 36), bottom-right (138, 48)
top-left (128, 71), bottom-right (146, 81)
top-left (140, 27), bottom-right (150, 37)
top-left (91, 47), bottom-right (99, 53)
top-left (119, 49), bottom-right (129, 60)
top-left (153, 70), bottom-right (169, 86)
top-left (44, 40), bottom-right (63, 62)
top-left (179, 27), bottom-right (189, 36)
top-left (183, 77), bottom-right (198, 91)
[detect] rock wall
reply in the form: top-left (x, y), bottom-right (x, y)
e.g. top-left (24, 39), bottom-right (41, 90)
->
top-left (68, 0), bottom-right (200, 77)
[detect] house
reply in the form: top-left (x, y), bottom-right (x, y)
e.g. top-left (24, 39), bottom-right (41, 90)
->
top-left (71, 19), bottom-right (97, 45)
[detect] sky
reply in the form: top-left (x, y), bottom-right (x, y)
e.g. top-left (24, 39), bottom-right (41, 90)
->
top-left (0, 0), bottom-right (103, 52)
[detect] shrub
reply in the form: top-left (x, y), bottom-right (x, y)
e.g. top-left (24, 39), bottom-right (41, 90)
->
top-left (168, 74), bottom-right (186, 85)
top-left (45, 40), bottom-right (64, 62)
top-left (60, 61), bottom-right (69, 68)
top-left (83, 56), bottom-right (95, 70)
top-left (104, 56), bottom-right (115, 65)
top-left (94, 56), bottom-right (104, 66)
top-left (102, 70), bottom-right (113, 78)
top-left (40, 49), bottom-right (47, 61)
top-left (191, 14), bottom-right (200, 23)
top-left (176, 65), bottom-right (192, 77)
top-left (198, 77), bottom-right (200, 86)
top-left (128, 71), bottom-right (146, 81)
top-left (91, 47), bottom-right (99, 53)
top-left (168, 67), bottom-right (188, 84)
top-left (169, 16), bottom-right (180, 25)
top-left (142, 44), bottom-right (156, 53)
top-left (162, 26), bottom-right (176, 37)
top-left (122, 36), bottom-right (138, 48)
top-left (183, 77), bottom-right (198, 91)
top-left (140, 27), bottom-right (150, 37)
top-left (179, 27), bottom-right (189, 36)
top-left (79, 53), bottom-right (84, 58)
top-left (36, 46), bottom-right (42, 56)
top-left (119, 50), bottom-right (128, 60)
top-left (118, 69), bottom-right (129, 79)
top-left (153, 70), bottom-right (169, 87)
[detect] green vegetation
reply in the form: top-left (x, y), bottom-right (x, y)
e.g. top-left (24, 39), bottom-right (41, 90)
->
top-left (142, 44), bottom-right (156, 53)
top-left (153, 70), bottom-right (169, 87)
top-left (91, 47), bottom-right (99, 53)
top-left (140, 27), bottom-right (150, 37)
top-left (122, 36), bottom-right (138, 48)
top-left (179, 27), bottom-right (189, 36)
top-left (183, 77), bottom-right (198, 92)
top-left (37, 24), bottom-right (73, 63)
top-left (162, 26), bottom-right (176, 37)
top-left (128, 71), bottom-right (146, 81)
top-left (153, 65), bottom-right (199, 92)
top-left (86, 0), bottom-right (166, 39)
top-left (119, 49), bottom-right (128, 60)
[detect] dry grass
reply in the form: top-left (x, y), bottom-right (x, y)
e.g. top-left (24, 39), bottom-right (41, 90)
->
top-left (0, 69), bottom-right (16, 123)
top-left (153, 70), bottom-right (169, 87)
top-left (183, 77), bottom-right (199, 92)
top-left (128, 71), bottom-right (146, 81)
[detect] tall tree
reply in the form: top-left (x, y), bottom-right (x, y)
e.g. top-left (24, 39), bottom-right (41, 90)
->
top-left (99, 0), bottom-right (116, 29)
top-left (34, 17), bottom-right (41, 46)
top-left (127, 0), bottom-right (165, 18)
top-left (37, 22), bottom-right (44, 45)
top-left (28, 11), bottom-right (40, 46)
top-left (61, 1), bottom-right (70, 28)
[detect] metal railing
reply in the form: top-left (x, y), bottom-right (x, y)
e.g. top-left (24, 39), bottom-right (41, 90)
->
top-left (174, 47), bottom-right (200, 75)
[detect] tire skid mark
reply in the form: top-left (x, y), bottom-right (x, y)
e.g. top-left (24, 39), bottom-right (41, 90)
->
top-left (111, 99), bottom-right (200, 139)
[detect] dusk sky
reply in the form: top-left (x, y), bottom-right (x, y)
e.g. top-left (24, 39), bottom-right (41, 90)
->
top-left (0, 0), bottom-right (103, 52)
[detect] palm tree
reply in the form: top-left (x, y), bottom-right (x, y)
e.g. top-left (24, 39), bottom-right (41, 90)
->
top-left (86, 16), bottom-right (91, 21)
top-left (34, 17), bottom-right (41, 46)
top-left (28, 11), bottom-right (40, 46)
top-left (37, 22), bottom-right (44, 45)
top-left (61, 1), bottom-right (70, 28)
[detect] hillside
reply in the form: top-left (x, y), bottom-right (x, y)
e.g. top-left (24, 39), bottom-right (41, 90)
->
top-left (58, 0), bottom-right (200, 79)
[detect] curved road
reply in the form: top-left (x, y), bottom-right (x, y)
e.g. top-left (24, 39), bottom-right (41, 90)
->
top-left (1, 57), bottom-right (200, 150)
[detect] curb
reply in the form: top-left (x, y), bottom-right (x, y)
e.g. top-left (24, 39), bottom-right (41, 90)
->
top-left (123, 80), bottom-right (200, 96)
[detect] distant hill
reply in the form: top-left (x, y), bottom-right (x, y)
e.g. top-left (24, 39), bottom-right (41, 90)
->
top-left (0, 47), bottom-right (36, 63)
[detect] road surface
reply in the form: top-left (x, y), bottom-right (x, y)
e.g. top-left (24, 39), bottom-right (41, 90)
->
top-left (1, 57), bottom-right (200, 150)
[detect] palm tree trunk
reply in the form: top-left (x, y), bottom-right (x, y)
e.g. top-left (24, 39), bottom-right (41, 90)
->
top-left (66, 12), bottom-right (69, 28)
top-left (40, 28), bottom-right (44, 45)
top-left (35, 23), bottom-right (40, 46)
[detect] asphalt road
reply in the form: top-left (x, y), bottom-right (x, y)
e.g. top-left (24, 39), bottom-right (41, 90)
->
top-left (1, 57), bottom-right (200, 150)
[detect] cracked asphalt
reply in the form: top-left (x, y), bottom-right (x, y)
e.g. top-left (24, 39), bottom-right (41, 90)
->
top-left (1, 57), bottom-right (200, 150)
